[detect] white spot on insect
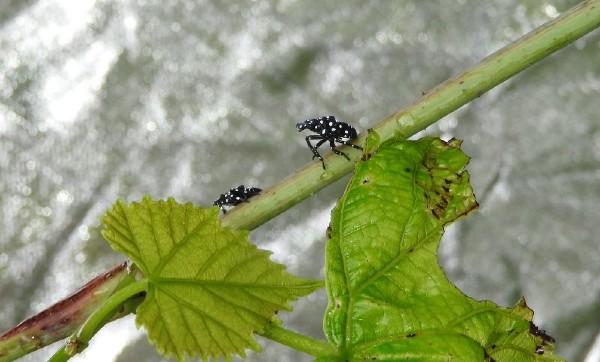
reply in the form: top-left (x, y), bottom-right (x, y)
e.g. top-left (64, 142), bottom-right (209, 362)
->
top-left (329, 122), bottom-right (333, 126)
top-left (322, 130), bottom-right (326, 134)
top-left (332, 128), bottom-right (336, 131)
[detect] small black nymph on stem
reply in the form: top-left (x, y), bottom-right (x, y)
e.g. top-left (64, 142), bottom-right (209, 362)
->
top-left (213, 185), bottom-right (262, 213)
top-left (296, 115), bottom-right (362, 169)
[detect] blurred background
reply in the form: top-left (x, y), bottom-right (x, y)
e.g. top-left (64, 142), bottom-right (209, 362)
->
top-left (1, 0), bottom-right (599, 361)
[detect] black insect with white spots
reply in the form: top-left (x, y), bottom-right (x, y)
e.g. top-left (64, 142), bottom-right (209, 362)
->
top-left (213, 185), bottom-right (262, 213)
top-left (296, 115), bottom-right (362, 169)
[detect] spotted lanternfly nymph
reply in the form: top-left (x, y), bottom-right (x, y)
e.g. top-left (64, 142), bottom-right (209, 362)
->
top-left (213, 185), bottom-right (262, 213)
top-left (296, 115), bottom-right (362, 169)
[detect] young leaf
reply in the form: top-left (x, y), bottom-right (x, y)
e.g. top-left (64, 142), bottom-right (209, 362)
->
top-left (324, 137), bottom-right (562, 361)
top-left (102, 197), bottom-right (321, 361)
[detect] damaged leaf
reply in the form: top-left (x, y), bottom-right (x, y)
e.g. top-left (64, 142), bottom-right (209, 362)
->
top-left (324, 137), bottom-right (562, 361)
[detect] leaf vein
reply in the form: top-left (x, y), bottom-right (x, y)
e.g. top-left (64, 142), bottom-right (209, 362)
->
top-left (157, 286), bottom-right (255, 346)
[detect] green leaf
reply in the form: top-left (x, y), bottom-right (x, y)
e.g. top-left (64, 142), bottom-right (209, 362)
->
top-left (102, 197), bottom-right (321, 361)
top-left (324, 137), bottom-right (562, 361)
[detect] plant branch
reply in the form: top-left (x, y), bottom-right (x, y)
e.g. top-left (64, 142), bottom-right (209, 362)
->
top-left (47, 280), bottom-right (148, 362)
top-left (0, 262), bottom-right (133, 362)
top-left (1, 1), bottom-right (600, 360)
top-left (259, 324), bottom-right (336, 357)
top-left (223, 0), bottom-right (600, 230)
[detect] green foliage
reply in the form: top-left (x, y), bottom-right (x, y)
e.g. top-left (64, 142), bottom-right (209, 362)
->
top-left (91, 138), bottom-right (561, 362)
top-left (102, 198), bottom-right (321, 361)
top-left (324, 137), bottom-right (561, 361)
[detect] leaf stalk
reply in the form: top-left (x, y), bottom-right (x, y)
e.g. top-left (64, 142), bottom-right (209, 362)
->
top-left (259, 325), bottom-right (336, 357)
top-left (47, 280), bottom-right (148, 362)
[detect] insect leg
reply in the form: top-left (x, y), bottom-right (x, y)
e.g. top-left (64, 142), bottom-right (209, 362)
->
top-left (305, 135), bottom-right (327, 169)
top-left (313, 138), bottom-right (328, 158)
top-left (336, 138), bottom-right (363, 150)
top-left (313, 138), bottom-right (329, 169)
top-left (329, 139), bottom-right (350, 160)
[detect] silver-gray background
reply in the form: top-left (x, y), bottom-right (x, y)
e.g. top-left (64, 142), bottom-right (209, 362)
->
top-left (1, 1), bottom-right (599, 361)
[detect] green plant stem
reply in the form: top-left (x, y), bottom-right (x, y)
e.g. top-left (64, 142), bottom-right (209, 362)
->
top-left (222, 0), bottom-right (600, 231)
top-left (47, 280), bottom-right (148, 362)
top-left (2, 1), bottom-right (600, 360)
top-left (259, 325), bottom-right (336, 357)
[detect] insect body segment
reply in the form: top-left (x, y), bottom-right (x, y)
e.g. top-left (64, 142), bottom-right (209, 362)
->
top-left (213, 185), bottom-right (262, 213)
top-left (296, 115), bottom-right (362, 169)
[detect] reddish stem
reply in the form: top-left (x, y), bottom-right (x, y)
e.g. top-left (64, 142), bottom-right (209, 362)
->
top-left (0, 262), bottom-right (131, 361)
